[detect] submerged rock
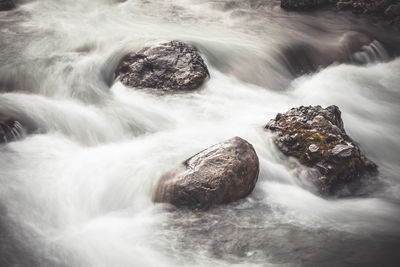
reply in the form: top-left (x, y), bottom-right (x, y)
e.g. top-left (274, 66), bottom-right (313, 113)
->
top-left (0, 116), bottom-right (25, 143)
top-left (265, 105), bottom-right (377, 195)
top-left (0, 0), bottom-right (15, 11)
top-left (115, 41), bottom-right (209, 92)
top-left (153, 137), bottom-right (259, 210)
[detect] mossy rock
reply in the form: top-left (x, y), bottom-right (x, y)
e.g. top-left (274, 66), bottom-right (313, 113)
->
top-left (266, 105), bottom-right (377, 196)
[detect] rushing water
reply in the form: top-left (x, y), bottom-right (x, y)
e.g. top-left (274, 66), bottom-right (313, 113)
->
top-left (1, 0), bottom-right (400, 266)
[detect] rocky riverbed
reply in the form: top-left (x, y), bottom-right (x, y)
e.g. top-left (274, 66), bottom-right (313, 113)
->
top-left (1, 0), bottom-right (400, 267)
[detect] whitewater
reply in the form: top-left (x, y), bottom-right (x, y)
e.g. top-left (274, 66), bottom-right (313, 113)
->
top-left (0, 0), bottom-right (400, 266)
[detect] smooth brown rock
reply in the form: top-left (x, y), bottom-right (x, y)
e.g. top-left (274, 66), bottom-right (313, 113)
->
top-left (153, 137), bottom-right (259, 210)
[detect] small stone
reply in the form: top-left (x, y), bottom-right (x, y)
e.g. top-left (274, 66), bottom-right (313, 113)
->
top-left (153, 137), bottom-right (259, 210)
top-left (331, 144), bottom-right (353, 158)
top-left (312, 115), bottom-right (326, 123)
top-left (309, 144), bottom-right (319, 153)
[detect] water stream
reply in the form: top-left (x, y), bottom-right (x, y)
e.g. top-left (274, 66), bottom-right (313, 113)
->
top-left (1, 0), bottom-right (400, 266)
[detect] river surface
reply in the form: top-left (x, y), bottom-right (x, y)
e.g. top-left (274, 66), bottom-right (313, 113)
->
top-left (1, 0), bottom-right (400, 266)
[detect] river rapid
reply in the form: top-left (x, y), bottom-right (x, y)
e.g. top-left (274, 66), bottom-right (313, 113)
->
top-left (1, 0), bottom-right (400, 266)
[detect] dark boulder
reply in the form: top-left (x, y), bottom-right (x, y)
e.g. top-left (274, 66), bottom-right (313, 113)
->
top-left (0, 116), bottom-right (25, 143)
top-left (336, 0), bottom-right (392, 14)
top-left (385, 3), bottom-right (400, 17)
top-left (0, 0), bottom-right (15, 11)
top-left (281, 0), bottom-right (330, 10)
top-left (153, 137), bottom-right (259, 210)
top-left (265, 105), bottom-right (377, 195)
top-left (281, 0), bottom-right (400, 29)
top-left (392, 14), bottom-right (400, 28)
top-left (115, 41), bottom-right (209, 92)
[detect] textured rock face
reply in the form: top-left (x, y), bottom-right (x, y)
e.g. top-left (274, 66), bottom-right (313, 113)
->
top-left (281, 0), bottom-right (329, 10)
top-left (385, 3), bottom-right (400, 17)
top-left (115, 41), bottom-right (209, 92)
top-left (153, 137), bottom-right (260, 210)
top-left (334, 0), bottom-right (400, 28)
top-left (282, 0), bottom-right (397, 14)
top-left (336, 0), bottom-right (392, 14)
top-left (265, 105), bottom-right (377, 195)
top-left (0, 117), bottom-right (25, 143)
top-left (0, 0), bottom-right (15, 11)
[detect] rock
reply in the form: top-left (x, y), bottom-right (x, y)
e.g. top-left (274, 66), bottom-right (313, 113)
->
top-left (385, 4), bottom-right (400, 18)
top-left (115, 41), bottom-right (209, 92)
top-left (336, 0), bottom-right (393, 15)
top-left (281, 0), bottom-right (329, 10)
top-left (357, 0), bottom-right (390, 14)
top-left (331, 143), bottom-right (354, 157)
top-left (0, 116), bottom-right (25, 143)
top-left (281, 0), bottom-right (400, 30)
top-left (153, 137), bottom-right (259, 210)
top-left (265, 105), bottom-right (377, 195)
top-left (279, 42), bottom-right (325, 76)
top-left (0, 0), bottom-right (15, 11)
top-left (392, 14), bottom-right (400, 27)
top-left (336, 0), bottom-right (354, 10)
top-left (277, 32), bottom-right (388, 77)
top-left (309, 144), bottom-right (320, 153)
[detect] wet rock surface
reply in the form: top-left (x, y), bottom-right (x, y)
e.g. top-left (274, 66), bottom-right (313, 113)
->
top-left (265, 105), bottom-right (377, 195)
top-left (0, 0), bottom-right (15, 11)
top-left (153, 137), bottom-right (259, 210)
top-left (0, 116), bottom-right (25, 143)
top-left (336, 0), bottom-right (393, 15)
top-left (115, 41), bottom-right (209, 92)
top-left (281, 0), bottom-right (400, 29)
top-left (281, 0), bottom-right (330, 10)
top-left (278, 33), bottom-right (389, 77)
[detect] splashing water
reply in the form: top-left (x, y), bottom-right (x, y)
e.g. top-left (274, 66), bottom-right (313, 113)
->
top-left (0, 0), bottom-right (400, 266)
